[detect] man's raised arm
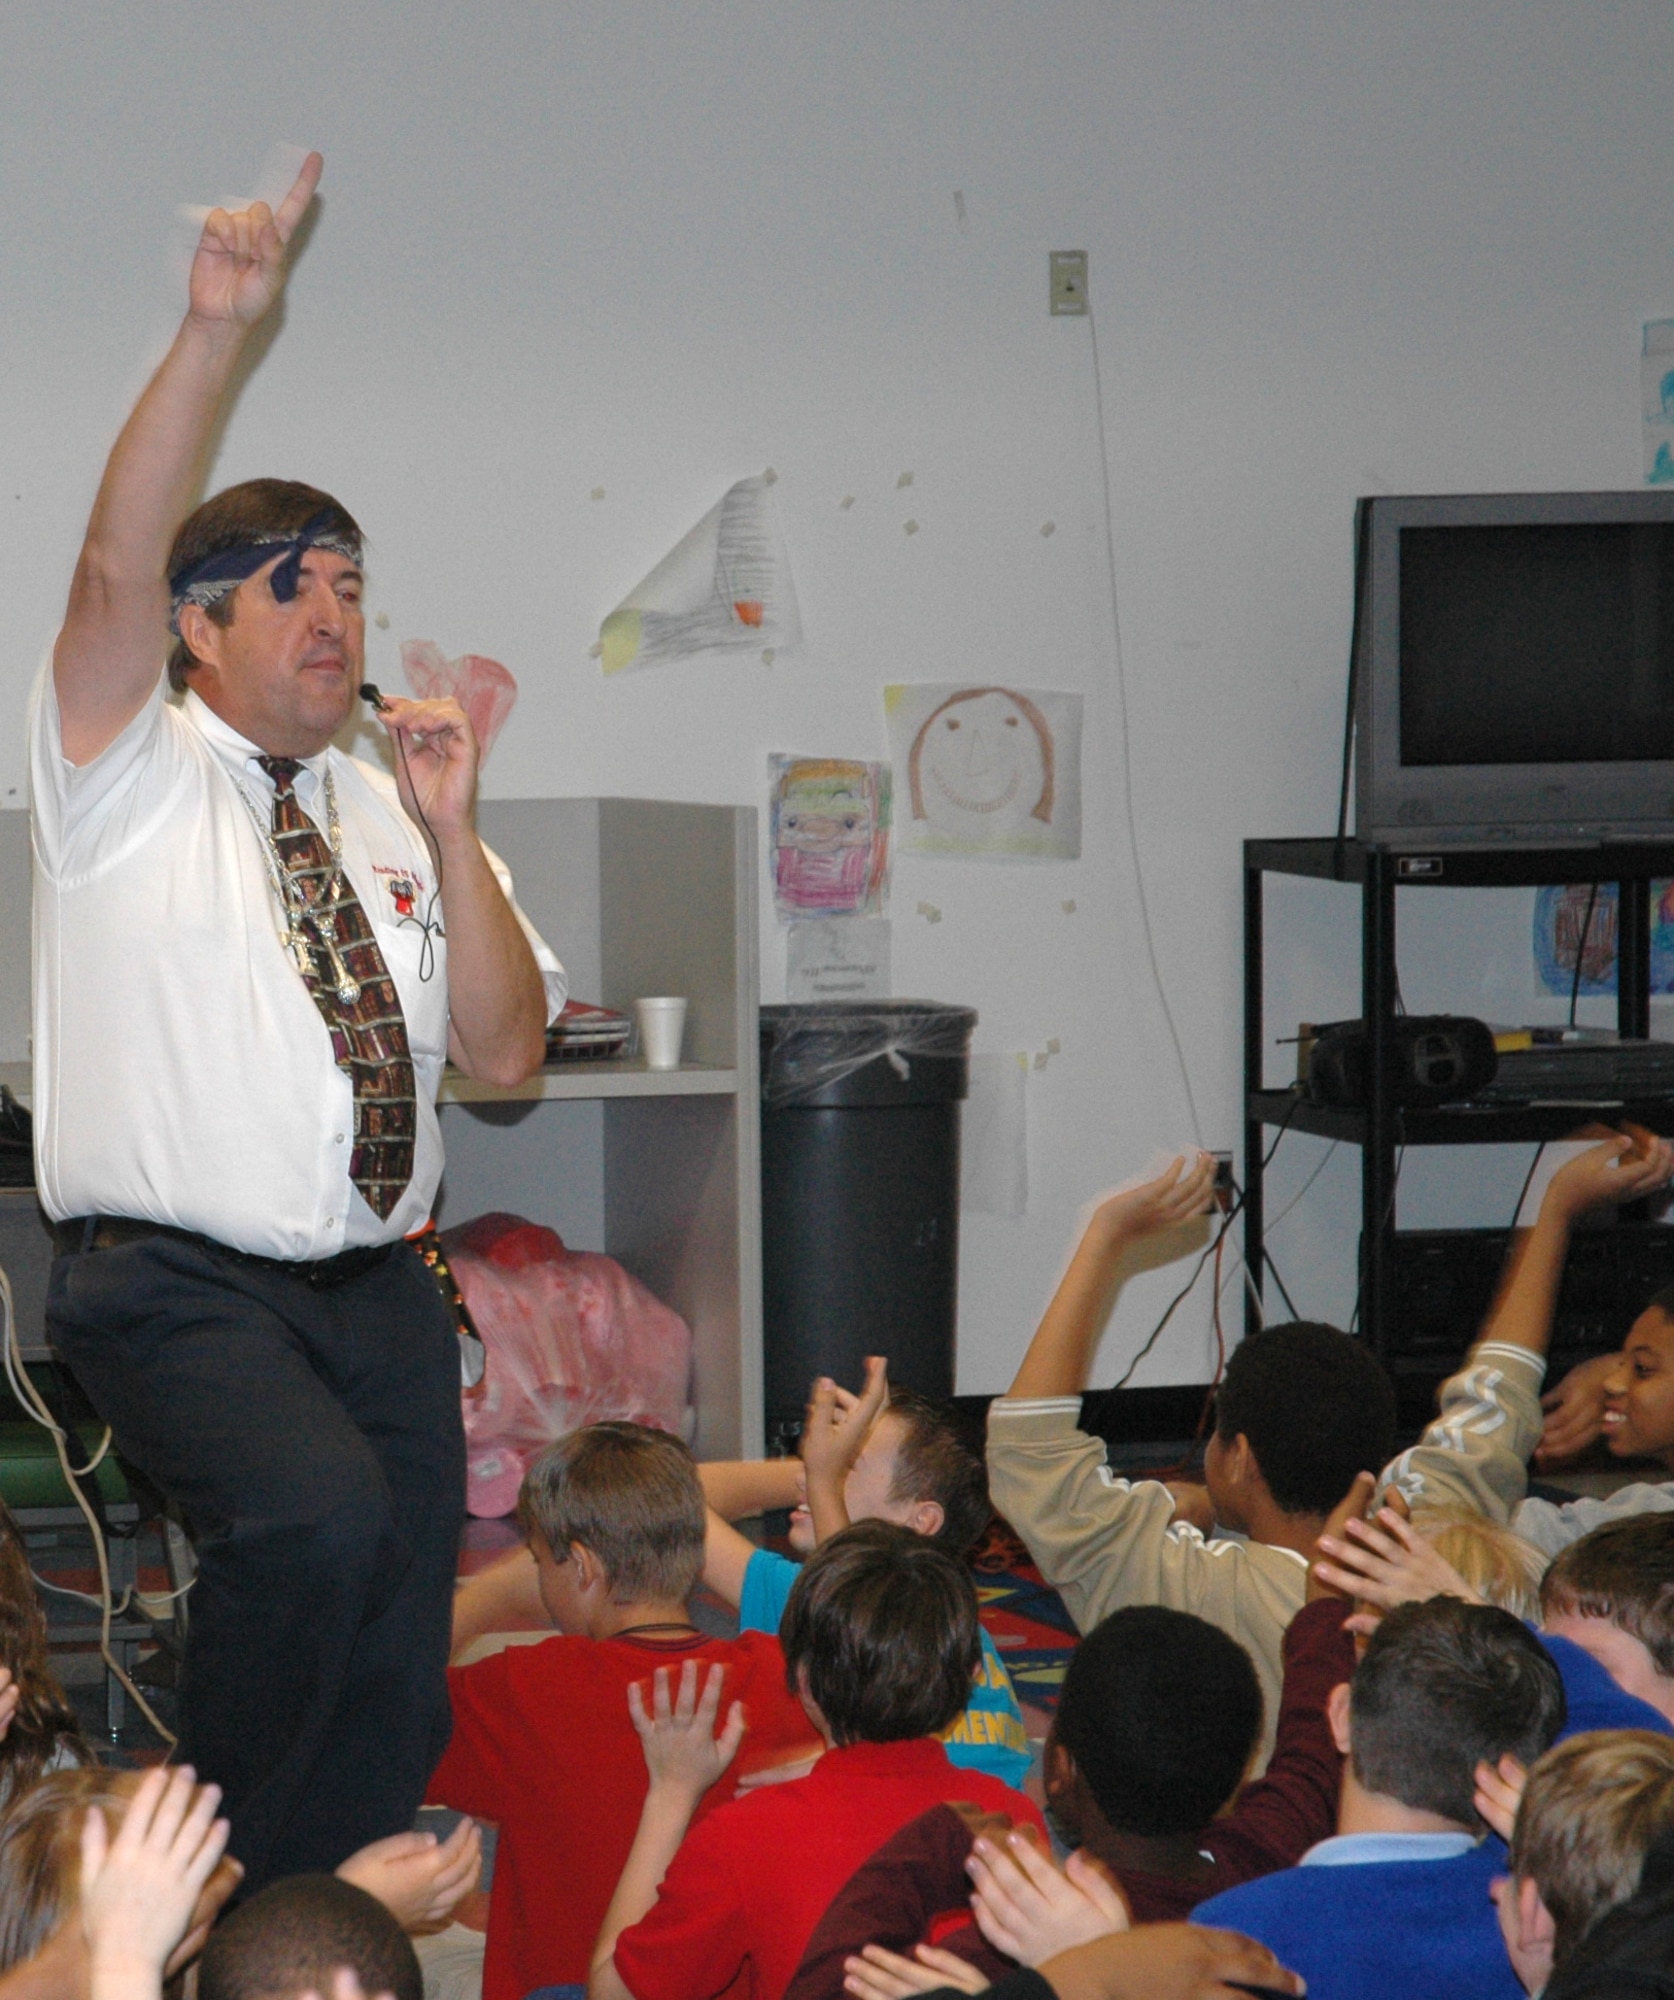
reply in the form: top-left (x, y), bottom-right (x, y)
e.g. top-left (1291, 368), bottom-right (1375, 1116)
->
top-left (54, 154), bottom-right (322, 766)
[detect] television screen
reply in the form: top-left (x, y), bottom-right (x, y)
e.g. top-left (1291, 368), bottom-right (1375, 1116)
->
top-left (1399, 522), bottom-right (1674, 767)
top-left (1353, 492), bottom-right (1674, 843)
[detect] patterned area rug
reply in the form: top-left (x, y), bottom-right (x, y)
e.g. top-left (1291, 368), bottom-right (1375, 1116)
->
top-left (972, 1520), bottom-right (1079, 1720)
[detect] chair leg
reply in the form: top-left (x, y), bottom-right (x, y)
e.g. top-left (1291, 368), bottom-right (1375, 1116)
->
top-left (105, 1641), bottom-right (130, 1738)
top-left (162, 1512), bottom-right (196, 1642)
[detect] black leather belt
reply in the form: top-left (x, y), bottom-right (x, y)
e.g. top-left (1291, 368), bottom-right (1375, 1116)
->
top-left (53, 1217), bottom-right (397, 1290)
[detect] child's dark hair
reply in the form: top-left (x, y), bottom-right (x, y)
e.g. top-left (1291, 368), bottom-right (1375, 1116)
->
top-left (1543, 1517), bottom-right (1674, 1677)
top-left (1645, 1282), bottom-right (1674, 1322)
top-left (199, 1875), bottom-right (421, 2000)
top-left (882, 1391), bottom-right (992, 1556)
top-left (781, 1521), bottom-right (979, 1747)
top-left (1215, 1321), bottom-right (1397, 1516)
top-left (0, 1497), bottom-right (86, 1802)
top-left (1351, 1598), bottom-right (1566, 1828)
top-left (1052, 1606), bottom-right (1263, 1837)
top-left (517, 1422), bottom-right (705, 1604)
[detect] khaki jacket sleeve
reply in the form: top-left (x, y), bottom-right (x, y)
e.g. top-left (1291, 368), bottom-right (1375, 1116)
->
top-left (1380, 1342), bottom-right (1547, 1524)
top-left (986, 1397), bottom-right (1306, 1766)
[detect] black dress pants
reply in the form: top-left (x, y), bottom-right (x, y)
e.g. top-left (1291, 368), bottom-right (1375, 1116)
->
top-left (46, 1230), bottom-right (465, 1889)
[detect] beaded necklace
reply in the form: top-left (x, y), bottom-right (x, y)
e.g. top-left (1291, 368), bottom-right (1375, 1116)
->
top-left (235, 765), bottom-right (364, 1007)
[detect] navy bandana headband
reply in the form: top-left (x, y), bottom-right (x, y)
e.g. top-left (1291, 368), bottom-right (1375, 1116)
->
top-left (169, 509), bottom-right (362, 634)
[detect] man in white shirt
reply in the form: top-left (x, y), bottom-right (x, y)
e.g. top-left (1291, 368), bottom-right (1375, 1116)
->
top-left (32, 154), bottom-right (562, 1885)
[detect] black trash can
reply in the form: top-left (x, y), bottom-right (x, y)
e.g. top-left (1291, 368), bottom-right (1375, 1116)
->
top-left (759, 1000), bottom-right (978, 1449)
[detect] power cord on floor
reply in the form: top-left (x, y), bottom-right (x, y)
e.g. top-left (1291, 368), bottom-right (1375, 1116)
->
top-left (0, 1260), bottom-right (180, 1747)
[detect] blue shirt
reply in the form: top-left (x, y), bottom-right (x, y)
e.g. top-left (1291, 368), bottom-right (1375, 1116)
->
top-left (1187, 1629), bottom-right (1668, 2000)
top-left (1194, 1834), bottom-right (1518, 2000)
top-left (739, 1547), bottom-right (1032, 1789)
top-left (1544, 1629), bottom-right (1673, 1739)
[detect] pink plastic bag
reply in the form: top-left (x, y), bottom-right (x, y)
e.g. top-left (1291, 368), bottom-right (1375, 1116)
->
top-left (444, 1212), bottom-right (695, 1517)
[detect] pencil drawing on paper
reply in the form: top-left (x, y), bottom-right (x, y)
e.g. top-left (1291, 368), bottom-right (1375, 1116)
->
top-left (600, 475), bottom-right (802, 674)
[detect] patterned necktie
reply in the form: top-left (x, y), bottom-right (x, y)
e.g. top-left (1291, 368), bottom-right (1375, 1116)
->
top-left (258, 756), bottom-right (417, 1221)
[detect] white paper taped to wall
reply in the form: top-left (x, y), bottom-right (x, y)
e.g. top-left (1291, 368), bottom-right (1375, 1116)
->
top-left (884, 682), bottom-right (1084, 860)
top-left (963, 1052), bottom-right (1028, 1216)
top-left (600, 475), bottom-right (801, 674)
top-left (786, 918), bottom-right (893, 1002)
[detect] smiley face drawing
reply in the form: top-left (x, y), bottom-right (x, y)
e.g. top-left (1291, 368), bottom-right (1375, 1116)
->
top-left (907, 687), bottom-right (1056, 843)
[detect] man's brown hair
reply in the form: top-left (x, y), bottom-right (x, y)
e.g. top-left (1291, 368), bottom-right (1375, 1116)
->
top-left (1542, 1516), bottom-right (1674, 1679)
top-left (166, 478), bottom-right (363, 692)
top-left (517, 1422), bottom-right (704, 1603)
top-left (1511, 1731), bottom-right (1674, 1966)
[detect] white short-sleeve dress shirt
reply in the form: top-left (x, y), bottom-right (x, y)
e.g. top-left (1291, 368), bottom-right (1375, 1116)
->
top-left (29, 661), bottom-right (564, 1259)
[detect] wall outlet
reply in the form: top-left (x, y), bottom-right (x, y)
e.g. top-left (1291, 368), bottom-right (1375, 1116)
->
top-left (1210, 1150), bottom-right (1235, 1210)
top-left (1050, 250), bottom-right (1088, 316)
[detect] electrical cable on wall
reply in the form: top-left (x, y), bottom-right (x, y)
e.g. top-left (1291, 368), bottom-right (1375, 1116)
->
top-left (1348, 1145), bottom-right (1405, 1336)
top-left (1511, 1142), bottom-right (1548, 1230)
top-left (1114, 1198), bottom-right (1241, 1390)
top-left (1084, 305), bottom-right (1204, 1148)
top-left (0, 1261), bottom-right (180, 1748)
top-left (1567, 885), bottom-right (1600, 1030)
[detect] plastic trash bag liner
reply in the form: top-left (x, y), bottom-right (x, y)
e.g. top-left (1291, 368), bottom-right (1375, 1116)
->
top-left (444, 1211), bottom-right (694, 1517)
top-left (759, 1001), bottom-right (977, 1107)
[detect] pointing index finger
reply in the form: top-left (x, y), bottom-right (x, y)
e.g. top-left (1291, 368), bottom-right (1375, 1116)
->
top-left (272, 152), bottom-right (324, 243)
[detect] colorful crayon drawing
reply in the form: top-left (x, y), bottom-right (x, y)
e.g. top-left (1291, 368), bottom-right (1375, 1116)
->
top-left (769, 756), bottom-right (891, 923)
top-left (1533, 880), bottom-right (1674, 996)
top-left (884, 683), bottom-right (1082, 859)
top-left (600, 476), bottom-right (801, 674)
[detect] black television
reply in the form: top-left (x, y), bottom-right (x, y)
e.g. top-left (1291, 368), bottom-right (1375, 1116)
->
top-left (1352, 490), bottom-right (1674, 844)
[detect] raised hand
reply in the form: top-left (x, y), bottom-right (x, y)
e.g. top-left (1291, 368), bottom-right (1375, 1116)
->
top-left (1537, 1353), bottom-right (1618, 1466)
top-left (628, 1660), bottom-right (746, 1806)
top-left (1474, 1753), bottom-right (1527, 1843)
top-left (374, 694), bottom-right (481, 847)
top-left (336, 1818), bottom-right (483, 1932)
top-left (188, 153), bottom-right (322, 331)
top-left (1313, 1505), bottom-right (1481, 1611)
top-left (80, 1766), bottom-right (231, 1992)
top-left (1306, 1470), bottom-right (1377, 1603)
top-left (843, 1942), bottom-right (990, 2000)
top-left (967, 1829), bottom-right (1129, 1967)
top-left (1038, 1924), bottom-right (1304, 2000)
top-left (1086, 1154), bottom-right (1218, 1250)
top-left (1539, 1129), bottom-right (1674, 1229)
top-left (802, 1357), bottom-right (889, 1538)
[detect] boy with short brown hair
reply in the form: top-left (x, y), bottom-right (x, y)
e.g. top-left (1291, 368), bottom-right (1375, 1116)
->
top-left (1497, 1730), bottom-right (1674, 1993)
top-left (591, 1522), bottom-right (1046, 2000)
top-left (702, 1365), bottom-right (1031, 1787)
top-left (428, 1423), bottom-right (818, 2000)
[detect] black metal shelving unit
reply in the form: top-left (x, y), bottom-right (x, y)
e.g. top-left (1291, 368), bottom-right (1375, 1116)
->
top-left (1243, 836), bottom-right (1674, 1368)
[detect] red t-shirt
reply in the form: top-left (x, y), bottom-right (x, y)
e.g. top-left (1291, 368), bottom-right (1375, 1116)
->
top-left (428, 1630), bottom-right (819, 2000)
top-left (612, 1736), bottom-right (1047, 2000)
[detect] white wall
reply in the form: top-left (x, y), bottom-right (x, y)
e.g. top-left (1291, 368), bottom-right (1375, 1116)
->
top-left (3, 1), bottom-right (1671, 1391)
